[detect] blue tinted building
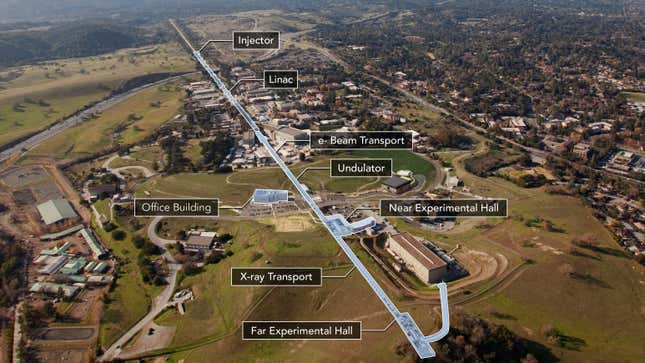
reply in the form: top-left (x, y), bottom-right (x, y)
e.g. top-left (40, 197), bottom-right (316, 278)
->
top-left (252, 189), bottom-right (289, 205)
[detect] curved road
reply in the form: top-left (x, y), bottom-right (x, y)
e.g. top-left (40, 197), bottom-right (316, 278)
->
top-left (102, 155), bottom-right (157, 179)
top-left (100, 216), bottom-right (179, 361)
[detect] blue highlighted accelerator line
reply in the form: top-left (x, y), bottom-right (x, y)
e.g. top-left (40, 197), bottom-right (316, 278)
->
top-left (171, 19), bottom-right (449, 359)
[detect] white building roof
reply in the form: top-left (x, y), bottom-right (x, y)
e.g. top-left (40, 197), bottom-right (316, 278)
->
top-left (36, 199), bottom-right (77, 225)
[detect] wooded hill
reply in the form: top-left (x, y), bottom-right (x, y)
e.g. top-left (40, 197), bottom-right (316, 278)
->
top-left (0, 21), bottom-right (150, 67)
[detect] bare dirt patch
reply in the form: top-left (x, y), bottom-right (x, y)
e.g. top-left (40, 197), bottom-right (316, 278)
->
top-left (37, 326), bottom-right (96, 341)
top-left (31, 181), bottom-right (64, 201)
top-left (67, 289), bottom-right (103, 323)
top-left (264, 215), bottom-right (315, 232)
top-left (448, 248), bottom-right (502, 291)
top-left (12, 189), bottom-right (35, 205)
top-left (121, 322), bottom-right (176, 358)
top-left (0, 165), bottom-right (49, 188)
top-left (35, 348), bottom-right (91, 363)
top-left (535, 242), bottom-right (564, 255)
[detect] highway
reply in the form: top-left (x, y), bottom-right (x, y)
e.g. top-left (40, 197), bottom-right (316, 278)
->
top-left (170, 19), bottom-right (449, 359)
top-left (0, 74), bottom-right (190, 163)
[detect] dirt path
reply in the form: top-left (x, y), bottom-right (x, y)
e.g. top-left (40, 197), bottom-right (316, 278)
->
top-left (119, 322), bottom-right (176, 359)
top-left (103, 155), bottom-right (156, 179)
top-left (45, 163), bottom-right (90, 223)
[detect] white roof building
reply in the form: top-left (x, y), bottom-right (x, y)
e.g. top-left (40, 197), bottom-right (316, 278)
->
top-left (36, 199), bottom-right (78, 225)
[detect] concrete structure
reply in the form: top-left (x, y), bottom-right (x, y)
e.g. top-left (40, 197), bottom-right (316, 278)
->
top-left (80, 228), bottom-right (107, 259)
top-left (254, 148), bottom-right (274, 165)
top-left (242, 130), bottom-right (256, 146)
top-left (445, 176), bottom-right (463, 189)
top-left (610, 151), bottom-right (636, 169)
top-left (88, 183), bottom-right (118, 200)
top-left (386, 232), bottom-right (448, 283)
top-left (36, 199), bottom-right (78, 225)
top-left (84, 261), bottom-right (97, 272)
top-left (87, 275), bottom-right (114, 285)
top-left (382, 176), bottom-right (413, 194)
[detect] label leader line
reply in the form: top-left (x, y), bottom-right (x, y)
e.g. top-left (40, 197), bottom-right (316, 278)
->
top-left (170, 19), bottom-right (449, 359)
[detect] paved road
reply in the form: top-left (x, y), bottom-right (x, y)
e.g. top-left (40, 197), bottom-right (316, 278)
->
top-left (0, 74), bottom-right (190, 163)
top-left (99, 262), bottom-right (180, 361)
top-left (147, 216), bottom-right (179, 247)
top-left (100, 216), bottom-right (179, 361)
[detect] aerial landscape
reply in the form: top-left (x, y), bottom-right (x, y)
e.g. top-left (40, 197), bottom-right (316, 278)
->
top-left (0, 1), bottom-right (643, 362)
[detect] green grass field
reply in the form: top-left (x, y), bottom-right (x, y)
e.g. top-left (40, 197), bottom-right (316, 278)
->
top-left (621, 91), bottom-right (645, 103)
top-left (0, 43), bottom-right (193, 147)
top-left (183, 139), bottom-right (204, 165)
top-left (352, 149), bottom-right (436, 180)
top-left (296, 156), bottom-right (378, 193)
top-left (94, 217), bottom-right (162, 347)
top-left (122, 144), bottom-right (644, 361)
top-left (396, 101), bottom-right (442, 123)
top-left (148, 217), bottom-right (422, 363)
top-left (136, 168), bottom-right (291, 206)
top-left (93, 198), bottom-right (111, 220)
top-left (124, 133), bottom-right (644, 361)
top-left (108, 145), bottom-right (163, 169)
top-left (297, 150), bottom-right (436, 193)
top-left (135, 149), bottom-right (437, 204)
top-left (0, 85), bottom-right (112, 146)
top-left (129, 145), bottom-right (163, 163)
top-left (392, 139), bottom-right (645, 362)
top-left (299, 167), bottom-right (378, 193)
top-left (155, 217), bottom-right (339, 347)
top-left (25, 80), bottom-right (186, 159)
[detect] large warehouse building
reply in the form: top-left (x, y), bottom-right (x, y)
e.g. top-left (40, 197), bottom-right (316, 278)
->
top-left (386, 232), bottom-right (448, 284)
top-left (36, 199), bottom-right (78, 225)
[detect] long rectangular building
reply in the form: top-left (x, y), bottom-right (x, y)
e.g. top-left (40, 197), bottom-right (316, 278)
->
top-left (387, 232), bottom-right (447, 284)
top-left (80, 228), bottom-right (107, 259)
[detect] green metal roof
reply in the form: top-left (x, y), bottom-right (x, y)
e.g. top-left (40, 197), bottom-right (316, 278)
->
top-left (36, 199), bottom-right (78, 225)
top-left (60, 257), bottom-right (87, 275)
top-left (80, 228), bottom-right (107, 258)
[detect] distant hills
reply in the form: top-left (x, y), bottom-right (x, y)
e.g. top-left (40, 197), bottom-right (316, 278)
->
top-left (0, 0), bottom-right (304, 21)
top-left (0, 22), bottom-right (143, 67)
top-left (0, 0), bottom-right (635, 23)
